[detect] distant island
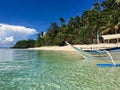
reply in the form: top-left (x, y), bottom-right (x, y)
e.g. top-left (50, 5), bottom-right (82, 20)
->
top-left (13, 0), bottom-right (120, 48)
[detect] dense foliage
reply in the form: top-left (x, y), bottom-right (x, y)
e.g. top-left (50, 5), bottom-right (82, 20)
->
top-left (13, 0), bottom-right (120, 48)
top-left (13, 39), bottom-right (36, 48)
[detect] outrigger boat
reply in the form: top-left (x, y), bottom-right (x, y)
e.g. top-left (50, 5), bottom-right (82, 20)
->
top-left (66, 41), bottom-right (120, 67)
top-left (105, 47), bottom-right (120, 51)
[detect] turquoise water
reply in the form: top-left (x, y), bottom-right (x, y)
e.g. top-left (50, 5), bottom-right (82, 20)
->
top-left (0, 49), bottom-right (120, 90)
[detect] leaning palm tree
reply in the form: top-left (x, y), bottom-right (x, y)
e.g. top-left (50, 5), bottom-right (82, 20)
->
top-left (116, 0), bottom-right (120, 3)
top-left (100, 0), bottom-right (120, 35)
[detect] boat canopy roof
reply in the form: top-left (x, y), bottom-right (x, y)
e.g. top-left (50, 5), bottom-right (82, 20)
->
top-left (102, 34), bottom-right (120, 40)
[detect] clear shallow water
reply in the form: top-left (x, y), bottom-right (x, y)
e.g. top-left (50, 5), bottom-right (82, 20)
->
top-left (0, 49), bottom-right (120, 90)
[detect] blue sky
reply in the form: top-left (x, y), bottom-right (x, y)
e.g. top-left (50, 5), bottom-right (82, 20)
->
top-left (0, 0), bottom-right (103, 47)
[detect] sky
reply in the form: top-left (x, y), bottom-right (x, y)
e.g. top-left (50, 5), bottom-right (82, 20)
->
top-left (0, 0), bottom-right (103, 47)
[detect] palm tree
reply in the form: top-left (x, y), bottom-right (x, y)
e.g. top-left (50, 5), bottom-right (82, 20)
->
top-left (74, 16), bottom-right (81, 29)
top-left (100, 0), bottom-right (120, 35)
top-left (68, 17), bottom-right (75, 28)
top-left (116, 0), bottom-right (120, 4)
top-left (93, 0), bottom-right (100, 11)
top-left (59, 17), bottom-right (65, 27)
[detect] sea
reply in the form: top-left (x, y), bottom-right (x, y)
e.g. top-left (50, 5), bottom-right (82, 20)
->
top-left (0, 48), bottom-right (120, 90)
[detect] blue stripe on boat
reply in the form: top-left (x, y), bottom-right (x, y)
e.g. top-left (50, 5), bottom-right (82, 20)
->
top-left (97, 64), bottom-right (120, 67)
top-left (97, 64), bottom-right (114, 67)
top-left (116, 64), bottom-right (120, 67)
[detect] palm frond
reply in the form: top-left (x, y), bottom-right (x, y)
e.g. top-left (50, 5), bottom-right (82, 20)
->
top-left (100, 28), bottom-right (111, 34)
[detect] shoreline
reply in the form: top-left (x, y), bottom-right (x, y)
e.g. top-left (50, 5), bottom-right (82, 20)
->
top-left (28, 43), bottom-right (119, 51)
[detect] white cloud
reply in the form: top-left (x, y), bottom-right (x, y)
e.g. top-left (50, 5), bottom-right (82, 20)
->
top-left (0, 23), bottom-right (37, 47)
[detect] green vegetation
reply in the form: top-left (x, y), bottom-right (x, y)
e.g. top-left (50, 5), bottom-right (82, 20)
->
top-left (13, 39), bottom-right (36, 48)
top-left (13, 0), bottom-right (120, 48)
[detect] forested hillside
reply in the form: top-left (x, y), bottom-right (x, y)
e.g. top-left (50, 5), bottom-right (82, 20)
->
top-left (13, 0), bottom-right (120, 48)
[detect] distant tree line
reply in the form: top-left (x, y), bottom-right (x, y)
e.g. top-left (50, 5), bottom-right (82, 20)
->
top-left (13, 39), bottom-right (36, 48)
top-left (13, 0), bottom-right (120, 48)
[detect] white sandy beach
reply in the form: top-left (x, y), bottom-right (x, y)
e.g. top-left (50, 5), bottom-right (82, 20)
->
top-left (28, 43), bottom-right (119, 51)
